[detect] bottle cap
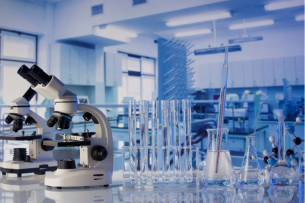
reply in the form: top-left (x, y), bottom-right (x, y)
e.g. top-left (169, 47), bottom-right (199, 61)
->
top-left (277, 115), bottom-right (285, 123)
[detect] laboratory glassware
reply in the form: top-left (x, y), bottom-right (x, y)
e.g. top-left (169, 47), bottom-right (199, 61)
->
top-left (128, 100), bottom-right (137, 184)
top-left (139, 100), bottom-right (149, 184)
top-left (201, 186), bottom-right (236, 203)
top-left (202, 128), bottom-right (236, 187)
top-left (299, 150), bottom-right (305, 183)
top-left (238, 136), bottom-right (264, 186)
top-left (269, 116), bottom-right (294, 185)
top-left (151, 100), bottom-right (159, 184)
top-left (269, 185), bottom-right (294, 203)
top-left (215, 47), bottom-right (229, 175)
top-left (170, 100), bottom-right (181, 183)
top-left (238, 186), bottom-right (264, 202)
top-left (161, 100), bottom-right (170, 183)
top-left (182, 99), bottom-right (193, 183)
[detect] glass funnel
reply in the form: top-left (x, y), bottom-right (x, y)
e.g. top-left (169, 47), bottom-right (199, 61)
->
top-left (202, 128), bottom-right (236, 187)
top-left (269, 116), bottom-right (294, 185)
top-left (238, 136), bottom-right (264, 186)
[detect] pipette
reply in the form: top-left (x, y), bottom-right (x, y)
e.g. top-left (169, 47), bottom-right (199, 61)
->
top-left (215, 47), bottom-right (229, 174)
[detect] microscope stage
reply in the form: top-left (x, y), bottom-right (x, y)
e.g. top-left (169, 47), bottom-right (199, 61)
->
top-left (43, 140), bottom-right (91, 147)
top-left (0, 135), bottom-right (42, 140)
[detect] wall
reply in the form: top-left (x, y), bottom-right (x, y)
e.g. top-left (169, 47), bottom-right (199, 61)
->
top-left (191, 26), bottom-right (304, 89)
top-left (54, 0), bottom-right (226, 40)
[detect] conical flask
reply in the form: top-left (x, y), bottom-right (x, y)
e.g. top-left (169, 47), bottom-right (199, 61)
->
top-left (269, 116), bottom-right (294, 185)
top-left (238, 136), bottom-right (264, 185)
top-left (202, 128), bottom-right (236, 187)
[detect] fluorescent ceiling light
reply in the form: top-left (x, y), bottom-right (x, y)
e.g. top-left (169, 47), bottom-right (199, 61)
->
top-left (229, 20), bottom-right (274, 30)
top-left (98, 25), bottom-right (138, 38)
top-left (166, 12), bottom-right (231, 27)
top-left (265, 0), bottom-right (303, 11)
top-left (175, 29), bottom-right (211, 37)
top-left (296, 14), bottom-right (304, 21)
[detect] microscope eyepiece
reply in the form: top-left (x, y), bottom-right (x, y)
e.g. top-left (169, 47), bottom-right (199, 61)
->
top-left (28, 65), bottom-right (52, 86)
top-left (13, 119), bottom-right (23, 132)
top-left (17, 65), bottom-right (40, 87)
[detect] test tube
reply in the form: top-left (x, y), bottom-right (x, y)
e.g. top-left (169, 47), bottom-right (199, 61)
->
top-left (182, 99), bottom-right (193, 183)
top-left (161, 100), bottom-right (170, 183)
top-left (139, 100), bottom-right (149, 184)
top-left (171, 100), bottom-right (181, 183)
top-left (151, 100), bottom-right (159, 184)
top-left (128, 100), bottom-right (137, 184)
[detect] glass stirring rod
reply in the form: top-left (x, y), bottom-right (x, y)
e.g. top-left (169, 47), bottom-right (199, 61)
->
top-left (215, 47), bottom-right (229, 174)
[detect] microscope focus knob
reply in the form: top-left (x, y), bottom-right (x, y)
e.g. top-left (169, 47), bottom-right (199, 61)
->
top-left (91, 145), bottom-right (108, 161)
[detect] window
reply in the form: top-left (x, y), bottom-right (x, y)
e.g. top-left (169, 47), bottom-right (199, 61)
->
top-left (118, 52), bottom-right (156, 111)
top-left (0, 30), bottom-right (38, 105)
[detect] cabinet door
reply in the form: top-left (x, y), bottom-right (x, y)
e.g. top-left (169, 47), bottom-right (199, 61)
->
top-left (263, 58), bottom-right (274, 87)
top-left (284, 56), bottom-right (297, 85)
top-left (253, 59), bottom-right (264, 87)
top-left (295, 55), bottom-right (304, 85)
top-left (231, 61), bottom-right (244, 87)
top-left (88, 49), bottom-right (95, 85)
top-left (114, 53), bottom-right (122, 86)
top-left (209, 62), bottom-right (221, 88)
top-left (79, 47), bottom-right (88, 85)
top-left (70, 46), bottom-right (80, 84)
top-left (227, 62), bottom-right (234, 88)
top-left (243, 60), bottom-right (254, 87)
top-left (59, 44), bottom-right (70, 84)
top-left (273, 57), bottom-right (285, 86)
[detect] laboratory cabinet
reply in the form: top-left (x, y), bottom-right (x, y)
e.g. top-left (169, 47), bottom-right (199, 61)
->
top-left (50, 43), bottom-right (96, 85)
top-left (199, 55), bottom-right (304, 89)
top-left (104, 52), bottom-right (122, 87)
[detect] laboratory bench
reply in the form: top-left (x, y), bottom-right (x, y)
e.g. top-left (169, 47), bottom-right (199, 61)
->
top-left (0, 170), bottom-right (303, 202)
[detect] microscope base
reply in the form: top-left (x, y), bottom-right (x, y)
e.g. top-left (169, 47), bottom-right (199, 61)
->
top-left (44, 168), bottom-right (112, 188)
top-left (0, 160), bottom-right (57, 177)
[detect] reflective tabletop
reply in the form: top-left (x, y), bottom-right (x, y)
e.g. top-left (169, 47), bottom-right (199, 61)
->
top-left (0, 172), bottom-right (303, 203)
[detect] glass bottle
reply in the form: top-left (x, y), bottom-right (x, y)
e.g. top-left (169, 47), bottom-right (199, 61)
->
top-left (202, 128), bottom-right (236, 187)
top-left (269, 116), bottom-right (294, 185)
top-left (151, 100), bottom-right (159, 184)
top-left (139, 100), bottom-right (149, 184)
top-left (238, 136), bottom-right (264, 185)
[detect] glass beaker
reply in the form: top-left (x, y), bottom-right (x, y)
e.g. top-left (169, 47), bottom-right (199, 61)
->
top-left (238, 136), bottom-right (264, 186)
top-left (269, 116), bottom-right (294, 185)
top-left (201, 128), bottom-right (236, 187)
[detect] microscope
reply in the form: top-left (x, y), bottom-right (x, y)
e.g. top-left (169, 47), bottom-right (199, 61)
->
top-left (0, 67), bottom-right (57, 177)
top-left (18, 65), bottom-right (113, 188)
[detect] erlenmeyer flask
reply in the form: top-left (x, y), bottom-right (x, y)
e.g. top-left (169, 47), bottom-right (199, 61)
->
top-left (238, 186), bottom-right (264, 203)
top-left (269, 116), bottom-right (294, 185)
top-left (202, 128), bottom-right (236, 187)
top-left (238, 136), bottom-right (264, 185)
top-left (201, 186), bottom-right (236, 203)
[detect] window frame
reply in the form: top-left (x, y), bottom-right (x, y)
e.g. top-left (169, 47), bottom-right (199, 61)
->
top-left (118, 51), bottom-right (156, 101)
top-left (0, 29), bottom-right (38, 64)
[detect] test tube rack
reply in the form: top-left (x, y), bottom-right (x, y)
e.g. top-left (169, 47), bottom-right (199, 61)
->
top-left (157, 38), bottom-right (195, 101)
top-left (122, 146), bottom-right (200, 189)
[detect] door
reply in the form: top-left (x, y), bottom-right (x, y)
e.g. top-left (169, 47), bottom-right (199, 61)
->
top-left (79, 47), bottom-right (88, 85)
top-left (69, 46), bottom-right (80, 84)
top-left (88, 49), bottom-right (95, 85)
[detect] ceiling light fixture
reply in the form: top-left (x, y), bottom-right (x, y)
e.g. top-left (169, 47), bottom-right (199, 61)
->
top-left (296, 14), bottom-right (304, 21)
top-left (264, 0), bottom-right (304, 11)
top-left (98, 25), bottom-right (138, 38)
top-left (166, 12), bottom-right (232, 27)
top-left (229, 20), bottom-right (274, 30)
top-left (175, 29), bottom-right (211, 37)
